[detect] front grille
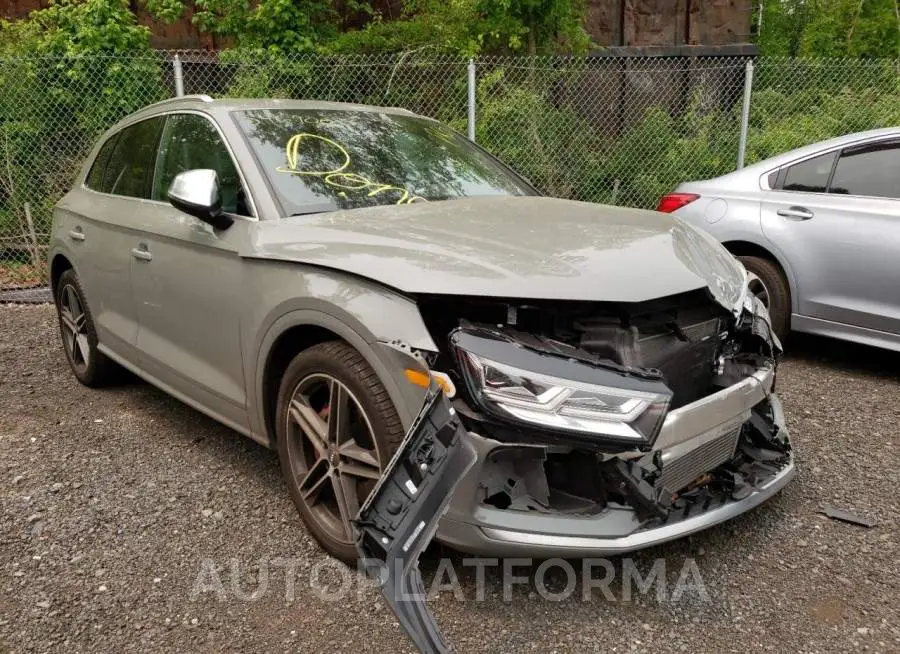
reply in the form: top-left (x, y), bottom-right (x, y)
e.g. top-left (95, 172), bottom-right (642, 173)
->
top-left (657, 425), bottom-right (741, 493)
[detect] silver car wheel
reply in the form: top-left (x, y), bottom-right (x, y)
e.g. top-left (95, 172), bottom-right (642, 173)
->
top-left (59, 283), bottom-right (91, 372)
top-left (284, 373), bottom-right (382, 544)
top-left (746, 271), bottom-right (771, 310)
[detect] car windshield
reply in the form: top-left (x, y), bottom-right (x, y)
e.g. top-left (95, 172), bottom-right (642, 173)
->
top-left (232, 108), bottom-right (536, 215)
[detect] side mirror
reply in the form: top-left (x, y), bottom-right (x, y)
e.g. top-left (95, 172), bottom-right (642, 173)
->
top-left (167, 169), bottom-right (233, 230)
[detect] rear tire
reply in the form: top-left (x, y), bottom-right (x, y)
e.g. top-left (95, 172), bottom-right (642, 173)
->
top-left (275, 341), bottom-right (404, 564)
top-left (738, 255), bottom-right (790, 342)
top-left (54, 269), bottom-right (121, 387)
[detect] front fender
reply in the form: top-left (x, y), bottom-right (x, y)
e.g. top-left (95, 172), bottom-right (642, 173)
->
top-left (244, 263), bottom-right (438, 444)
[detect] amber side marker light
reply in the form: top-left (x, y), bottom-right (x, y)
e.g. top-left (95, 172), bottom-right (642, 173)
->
top-left (405, 369), bottom-right (456, 398)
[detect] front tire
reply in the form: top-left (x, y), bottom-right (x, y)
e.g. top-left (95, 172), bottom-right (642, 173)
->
top-left (275, 341), bottom-right (404, 564)
top-left (54, 269), bottom-right (120, 387)
top-left (738, 255), bottom-right (790, 342)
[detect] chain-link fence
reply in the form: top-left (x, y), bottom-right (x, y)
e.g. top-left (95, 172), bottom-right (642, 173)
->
top-left (1, 51), bottom-right (898, 289)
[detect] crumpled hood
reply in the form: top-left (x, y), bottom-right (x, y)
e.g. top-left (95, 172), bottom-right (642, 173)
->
top-left (250, 196), bottom-right (746, 311)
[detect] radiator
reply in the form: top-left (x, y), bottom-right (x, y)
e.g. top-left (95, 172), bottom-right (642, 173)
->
top-left (657, 424), bottom-right (741, 494)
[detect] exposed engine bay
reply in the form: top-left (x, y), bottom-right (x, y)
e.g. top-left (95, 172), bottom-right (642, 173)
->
top-left (357, 289), bottom-right (792, 654)
top-left (415, 288), bottom-right (790, 523)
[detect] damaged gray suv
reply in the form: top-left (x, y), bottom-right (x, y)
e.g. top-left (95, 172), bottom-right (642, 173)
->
top-left (50, 96), bottom-right (794, 572)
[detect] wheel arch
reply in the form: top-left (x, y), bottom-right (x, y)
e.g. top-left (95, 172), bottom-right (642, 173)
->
top-left (49, 253), bottom-right (74, 299)
top-left (253, 309), bottom-right (419, 449)
top-left (259, 322), bottom-right (341, 448)
top-left (722, 239), bottom-right (797, 313)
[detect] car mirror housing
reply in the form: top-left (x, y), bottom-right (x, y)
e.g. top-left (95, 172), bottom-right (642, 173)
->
top-left (167, 169), bottom-right (233, 230)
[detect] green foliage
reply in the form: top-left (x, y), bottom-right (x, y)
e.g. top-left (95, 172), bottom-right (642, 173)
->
top-left (219, 50), bottom-right (318, 98)
top-left (745, 86), bottom-right (900, 161)
top-left (195, 0), bottom-right (337, 52)
top-left (325, 13), bottom-right (445, 54)
top-left (325, 0), bottom-right (589, 56)
top-left (471, 68), bottom-right (600, 199)
top-left (140, 0), bottom-right (187, 24)
top-left (3, 0), bottom-right (151, 55)
top-left (0, 0), bottom-right (165, 263)
top-left (758, 0), bottom-right (900, 58)
top-left (597, 103), bottom-right (740, 209)
top-left (470, 62), bottom-right (900, 210)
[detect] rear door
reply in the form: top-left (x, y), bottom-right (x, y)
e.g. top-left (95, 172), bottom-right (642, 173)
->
top-left (130, 111), bottom-right (255, 431)
top-left (760, 138), bottom-right (900, 334)
top-left (70, 117), bottom-right (165, 362)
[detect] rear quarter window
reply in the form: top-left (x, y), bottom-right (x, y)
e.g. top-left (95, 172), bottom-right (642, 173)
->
top-left (84, 134), bottom-right (118, 191)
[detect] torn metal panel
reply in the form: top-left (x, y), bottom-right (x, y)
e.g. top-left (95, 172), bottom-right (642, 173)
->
top-left (821, 505), bottom-right (876, 528)
top-left (354, 390), bottom-right (476, 654)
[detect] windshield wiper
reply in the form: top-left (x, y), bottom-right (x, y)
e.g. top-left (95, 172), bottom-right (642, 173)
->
top-left (288, 209), bottom-right (332, 217)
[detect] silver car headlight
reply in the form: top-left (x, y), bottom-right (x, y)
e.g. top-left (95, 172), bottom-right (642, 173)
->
top-left (451, 327), bottom-right (673, 449)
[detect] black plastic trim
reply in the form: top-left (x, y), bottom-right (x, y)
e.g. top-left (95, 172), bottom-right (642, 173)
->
top-left (354, 390), bottom-right (477, 654)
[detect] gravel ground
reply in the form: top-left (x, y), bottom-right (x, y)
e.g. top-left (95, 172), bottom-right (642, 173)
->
top-left (1, 304), bottom-right (897, 653)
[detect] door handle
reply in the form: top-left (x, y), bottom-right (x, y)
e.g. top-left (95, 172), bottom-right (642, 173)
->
top-left (130, 245), bottom-right (153, 262)
top-left (69, 228), bottom-right (85, 241)
top-left (776, 206), bottom-right (814, 221)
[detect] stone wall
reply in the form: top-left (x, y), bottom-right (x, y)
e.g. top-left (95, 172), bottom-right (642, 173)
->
top-left (586, 0), bottom-right (753, 47)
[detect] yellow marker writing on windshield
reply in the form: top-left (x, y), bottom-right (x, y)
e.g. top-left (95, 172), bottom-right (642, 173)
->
top-left (276, 133), bottom-right (426, 205)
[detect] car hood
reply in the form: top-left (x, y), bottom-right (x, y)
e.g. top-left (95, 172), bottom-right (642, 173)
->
top-left (250, 196), bottom-right (746, 311)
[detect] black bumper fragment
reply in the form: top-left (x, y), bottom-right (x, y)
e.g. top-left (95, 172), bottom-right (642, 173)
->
top-left (354, 390), bottom-right (477, 654)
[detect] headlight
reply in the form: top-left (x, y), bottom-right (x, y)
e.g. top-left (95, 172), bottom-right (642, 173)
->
top-left (451, 327), bottom-right (672, 448)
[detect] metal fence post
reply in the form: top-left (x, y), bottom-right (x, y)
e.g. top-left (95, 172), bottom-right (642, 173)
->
top-left (467, 58), bottom-right (476, 142)
top-left (737, 59), bottom-right (754, 169)
top-left (173, 54), bottom-right (185, 98)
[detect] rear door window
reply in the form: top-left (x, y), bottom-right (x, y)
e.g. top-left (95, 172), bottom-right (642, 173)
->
top-left (102, 117), bottom-right (165, 198)
top-left (829, 140), bottom-right (900, 199)
top-left (780, 151), bottom-right (836, 193)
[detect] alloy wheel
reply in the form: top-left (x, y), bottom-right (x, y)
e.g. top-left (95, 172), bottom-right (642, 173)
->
top-left (284, 373), bottom-right (382, 544)
top-left (59, 283), bottom-right (90, 373)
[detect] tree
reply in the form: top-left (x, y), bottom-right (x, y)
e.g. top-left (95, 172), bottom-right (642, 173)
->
top-left (2, 0), bottom-right (152, 55)
top-left (193, 0), bottom-right (338, 52)
top-left (758, 0), bottom-right (900, 58)
top-left (0, 0), bottom-right (165, 256)
top-left (327, 0), bottom-right (590, 56)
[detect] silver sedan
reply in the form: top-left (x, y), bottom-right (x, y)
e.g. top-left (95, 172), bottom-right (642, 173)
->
top-left (660, 127), bottom-right (900, 350)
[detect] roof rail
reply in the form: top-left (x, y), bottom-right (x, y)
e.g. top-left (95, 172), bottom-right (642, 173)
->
top-left (141, 94), bottom-right (214, 111)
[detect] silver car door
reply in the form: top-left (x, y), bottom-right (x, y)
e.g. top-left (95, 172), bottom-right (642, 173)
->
top-left (130, 112), bottom-right (254, 432)
top-left (820, 140), bottom-right (900, 333)
top-left (62, 117), bottom-right (165, 362)
top-left (760, 139), bottom-right (900, 333)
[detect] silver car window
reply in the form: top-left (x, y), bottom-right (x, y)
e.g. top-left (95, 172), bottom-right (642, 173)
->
top-left (830, 140), bottom-right (900, 199)
top-left (780, 151), bottom-right (836, 193)
top-left (152, 113), bottom-right (252, 216)
top-left (102, 117), bottom-right (165, 198)
top-left (85, 133), bottom-right (119, 192)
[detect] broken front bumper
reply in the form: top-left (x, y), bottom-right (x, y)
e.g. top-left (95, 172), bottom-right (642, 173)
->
top-left (436, 363), bottom-right (794, 558)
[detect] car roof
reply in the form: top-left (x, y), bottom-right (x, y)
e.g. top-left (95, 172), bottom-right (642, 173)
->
top-left (121, 95), bottom-right (422, 125)
top-left (682, 125), bottom-right (900, 191)
top-left (741, 126), bottom-right (900, 174)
